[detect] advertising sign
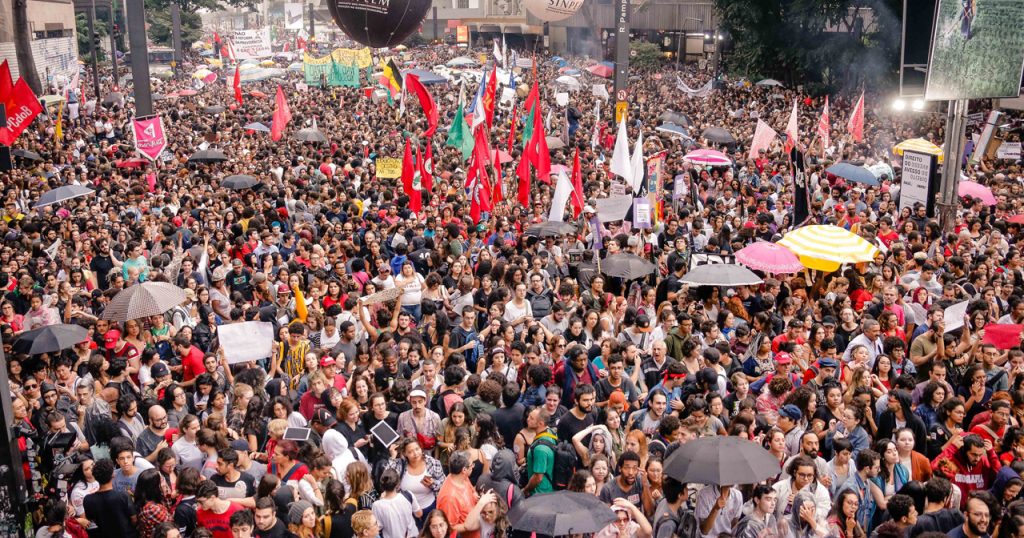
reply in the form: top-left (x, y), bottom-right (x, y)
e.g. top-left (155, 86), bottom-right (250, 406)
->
top-left (899, 150), bottom-right (937, 216)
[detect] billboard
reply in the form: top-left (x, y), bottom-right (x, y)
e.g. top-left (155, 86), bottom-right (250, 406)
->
top-left (284, 3), bottom-right (304, 30)
top-left (925, 0), bottom-right (1024, 100)
top-left (232, 29), bottom-right (273, 59)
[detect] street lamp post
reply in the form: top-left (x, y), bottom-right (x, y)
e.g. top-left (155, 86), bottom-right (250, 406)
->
top-left (936, 99), bottom-right (969, 233)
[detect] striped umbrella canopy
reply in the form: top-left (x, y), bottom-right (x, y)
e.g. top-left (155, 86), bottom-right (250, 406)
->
top-left (893, 138), bottom-right (944, 163)
top-left (683, 149), bottom-right (732, 167)
top-left (102, 282), bottom-right (187, 322)
top-left (778, 225), bottom-right (879, 272)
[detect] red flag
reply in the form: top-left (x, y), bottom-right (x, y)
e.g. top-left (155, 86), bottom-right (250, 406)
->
top-left (409, 144), bottom-right (423, 212)
top-left (419, 143), bottom-right (433, 194)
top-left (271, 85), bottom-right (291, 142)
top-left (530, 104), bottom-right (550, 180)
top-left (405, 74), bottom-right (439, 138)
top-left (517, 156), bottom-right (531, 207)
top-left (847, 91), bottom-right (865, 143)
top-left (233, 65), bottom-right (243, 106)
top-left (0, 78), bottom-right (42, 146)
top-left (524, 81), bottom-right (539, 117)
top-left (297, 36), bottom-right (306, 50)
top-left (570, 148), bottom-right (584, 218)
top-left (482, 65), bottom-right (498, 129)
top-left (507, 105), bottom-right (518, 155)
top-left (0, 60), bottom-right (13, 101)
top-left (983, 324), bottom-right (1024, 350)
top-left (401, 140), bottom-right (422, 212)
top-left (817, 95), bottom-right (830, 149)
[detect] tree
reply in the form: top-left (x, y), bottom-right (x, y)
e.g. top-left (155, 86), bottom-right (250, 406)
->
top-left (76, 13), bottom-right (108, 61)
top-left (12, 0), bottom-right (43, 93)
top-left (630, 41), bottom-right (662, 70)
top-left (713, 0), bottom-right (902, 92)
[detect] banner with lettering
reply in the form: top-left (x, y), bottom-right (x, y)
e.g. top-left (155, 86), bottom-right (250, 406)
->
top-left (0, 79), bottom-right (42, 145)
top-left (232, 29), bottom-right (272, 59)
top-left (332, 62), bottom-right (360, 87)
top-left (131, 115), bottom-right (168, 161)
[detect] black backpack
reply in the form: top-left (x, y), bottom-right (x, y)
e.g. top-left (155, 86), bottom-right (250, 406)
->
top-left (529, 436), bottom-right (578, 490)
top-left (653, 505), bottom-right (699, 538)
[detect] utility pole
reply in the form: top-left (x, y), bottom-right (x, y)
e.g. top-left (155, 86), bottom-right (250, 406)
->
top-left (109, 6), bottom-right (119, 87)
top-left (88, 0), bottom-right (102, 100)
top-left (125, 0), bottom-right (153, 115)
top-left (308, 2), bottom-right (315, 39)
top-left (937, 99), bottom-right (968, 233)
top-left (171, 3), bottom-right (183, 73)
top-left (613, 0), bottom-right (629, 124)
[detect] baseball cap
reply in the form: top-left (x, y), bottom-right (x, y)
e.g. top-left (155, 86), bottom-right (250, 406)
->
top-left (409, 389), bottom-right (427, 400)
top-left (151, 362), bottom-right (170, 378)
top-left (775, 352), bottom-right (793, 365)
top-left (821, 316), bottom-right (837, 327)
top-left (313, 408), bottom-right (338, 427)
top-left (779, 404), bottom-right (802, 421)
top-left (319, 356), bottom-right (336, 367)
top-left (104, 329), bottom-right (121, 349)
top-left (636, 314), bottom-right (652, 333)
top-left (818, 358), bottom-right (839, 369)
top-left (230, 439), bottom-right (250, 451)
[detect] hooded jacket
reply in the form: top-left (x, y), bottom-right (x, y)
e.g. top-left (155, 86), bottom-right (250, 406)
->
top-left (477, 449), bottom-right (524, 510)
top-left (932, 440), bottom-right (1001, 508)
top-left (876, 390), bottom-right (928, 454)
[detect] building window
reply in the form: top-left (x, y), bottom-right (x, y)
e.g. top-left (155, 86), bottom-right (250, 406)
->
top-left (458, 0), bottom-right (468, 9)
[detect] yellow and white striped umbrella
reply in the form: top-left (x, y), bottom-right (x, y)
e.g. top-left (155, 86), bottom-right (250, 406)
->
top-left (778, 225), bottom-right (879, 272)
top-left (893, 138), bottom-right (944, 163)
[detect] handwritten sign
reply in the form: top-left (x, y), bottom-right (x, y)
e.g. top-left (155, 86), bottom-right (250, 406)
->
top-left (376, 157), bottom-right (402, 178)
top-left (218, 321), bottom-right (275, 364)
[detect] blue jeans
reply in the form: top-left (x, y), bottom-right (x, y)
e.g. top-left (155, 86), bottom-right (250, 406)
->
top-left (401, 303), bottom-right (422, 323)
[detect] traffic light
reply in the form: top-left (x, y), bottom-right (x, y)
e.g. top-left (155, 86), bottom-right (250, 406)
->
top-left (93, 32), bottom-right (101, 48)
top-left (113, 24), bottom-right (120, 37)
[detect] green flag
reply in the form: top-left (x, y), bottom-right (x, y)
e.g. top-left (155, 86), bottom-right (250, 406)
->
top-left (446, 104), bottom-right (474, 161)
top-left (304, 61), bottom-right (332, 86)
top-left (521, 103), bottom-right (536, 151)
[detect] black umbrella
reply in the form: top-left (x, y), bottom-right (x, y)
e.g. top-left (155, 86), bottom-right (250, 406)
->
top-left (12, 149), bottom-right (42, 161)
top-left (701, 126), bottom-right (737, 145)
top-left (12, 324), bottom-right (89, 355)
top-left (659, 110), bottom-right (691, 126)
top-left (33, 185), bottom-right (95, 208)
top-left (524, 222), bottom-right (576, 238)
top-left (663, 435), bottom-right (780, 486)
top-left (203, 105), bottom-right (226, 114)
top-left (509, 491), bottom-right (616, 536)
top-left (101, 91), bottom-right (124, 106)
top-left (188, 149), bottom-right (229, 163)
top-left (601, 253), bottom-right (657, 280)
top-left (222, 174), bottom-right (260, 190)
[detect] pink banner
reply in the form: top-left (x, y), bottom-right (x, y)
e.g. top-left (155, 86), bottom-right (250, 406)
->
top-left (131, 115), bottom-right (167, 161)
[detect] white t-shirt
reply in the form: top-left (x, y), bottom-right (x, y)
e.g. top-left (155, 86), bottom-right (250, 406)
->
top-left (398, 273), bottom-right (425, 306)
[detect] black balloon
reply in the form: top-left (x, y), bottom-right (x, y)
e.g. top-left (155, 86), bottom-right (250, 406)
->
top-left (328, 0), bottom-right (431, 48)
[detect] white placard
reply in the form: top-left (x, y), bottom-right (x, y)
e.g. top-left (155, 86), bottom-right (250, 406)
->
top-left (499, 87), bottom-right (516, 105)
top-left (555, 93), bottom-right (569, 107)
top-left (610, 182), bottom-right (626, 196)
top-left (633, 198), bottom-right (651, 228)
top-left (596, 194), bottom-right (632, 222)
top-left (899, 150), bottom-right (933, 213)
top-left (592, 84), bottom-right (609, 100)
top-left (218, 321), bottom-right (275, 364)
top-left (232, 29), bottom-right (272, 59)
top-left (998, 142), bottom-right (1022, 160)
top-left (943, 300), bottom-right (969, 333)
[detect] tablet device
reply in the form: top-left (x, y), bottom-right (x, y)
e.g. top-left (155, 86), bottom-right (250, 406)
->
top-left (370, 420), bottom-right (400, 448)
top-left (284, 427), bottom-right (311, 441)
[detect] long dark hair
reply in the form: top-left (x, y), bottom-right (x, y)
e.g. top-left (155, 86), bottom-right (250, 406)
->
top-left (133, 468), bottom-right (165, 510)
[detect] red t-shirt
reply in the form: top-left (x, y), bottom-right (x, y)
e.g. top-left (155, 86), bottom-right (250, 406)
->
top-left (197, 501), bottom-right (244, 538)
top-left (181, 345), bottom-right (206, 382)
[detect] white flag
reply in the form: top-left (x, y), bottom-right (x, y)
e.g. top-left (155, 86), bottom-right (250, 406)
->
top-left (610, 118), bottom-right (632, 184)
top-left (748, 119), bottom-right (779, 160)
top-left (784, 98), bottom-right (799, 152)
top-left (549, 171), bottom-right (573, 222)
top-left (629, 129), bottom-right (645, 195)
top-left (591, 100), bottom-right (601, 149)
top-left (493, 39), bottom-right (504, 68)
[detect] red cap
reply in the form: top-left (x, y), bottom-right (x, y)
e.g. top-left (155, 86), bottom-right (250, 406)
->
top-left (104, 329), bottom-right (121, 350)
top-left (775, 352), bottom-right (792, 365)
top-left (319, 356), bottom-right (336, 367)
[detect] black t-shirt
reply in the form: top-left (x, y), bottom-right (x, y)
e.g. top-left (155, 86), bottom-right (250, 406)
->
top-left (90, 255), bottom-right (115, 291)
top-left (211, 471), bottom-right (256, 500)
top-left (374, 366), bottom-right (404, 392)
top-left (556, 409), bottom-right (596, 443)
top-left (492, 403), bottom-right (526, 448)
top-left (255, 519), bottom-right (299, 538)
top-left (83, 489), bottom-right (138, 538)
top-left (174, 496), bottom-right (198, 537)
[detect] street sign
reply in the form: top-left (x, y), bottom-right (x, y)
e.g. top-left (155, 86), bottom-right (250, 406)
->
top-left (616, 89), bottom-right (627, 101)
top-left (615, 101), bottom-right (627, 123)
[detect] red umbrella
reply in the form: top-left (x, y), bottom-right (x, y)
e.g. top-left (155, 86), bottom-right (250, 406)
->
top-left (492, 149), bottom-right (512, 164)
top-left (178, 89), bottom-right (199, 97)
top-left (1008, 215), bottom-right (1024, 225)
top-left (587, 64), bottom-right (613, 78)
top-left (249, 90), bottom-right (268, 99)
top-left (116, 158), bottom-right (150, 169)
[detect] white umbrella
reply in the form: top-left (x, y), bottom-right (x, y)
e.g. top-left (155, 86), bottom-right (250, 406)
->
top-left (756, 79), bottom-right (784, 87)
top-left (554, 76), bottom-right (581, 90)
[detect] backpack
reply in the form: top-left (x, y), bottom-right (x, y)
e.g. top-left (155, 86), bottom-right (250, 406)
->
top-left (653, 505), bottom-right (699, 538)
top-left (529, 435), bottom-right (578, 491)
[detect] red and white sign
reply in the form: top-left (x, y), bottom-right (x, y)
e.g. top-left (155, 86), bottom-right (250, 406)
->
top-left (0, 79), bottom-right (43, 146)
top-left (131, 115), bottom-right (168, 161)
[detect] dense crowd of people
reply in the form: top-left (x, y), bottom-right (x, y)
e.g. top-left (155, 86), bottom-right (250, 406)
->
top-left (4, 34), bottom-right (1024, 538)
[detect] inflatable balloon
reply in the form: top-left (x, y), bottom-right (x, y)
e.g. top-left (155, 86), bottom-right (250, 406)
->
top-left (523, 0), bottom-right (583, 22)
top-left (328, 0), bottom-right (431, 48)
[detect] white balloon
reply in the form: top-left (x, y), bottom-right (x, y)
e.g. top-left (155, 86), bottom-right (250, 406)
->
top-left (523, 0), bottom-right (583, 22)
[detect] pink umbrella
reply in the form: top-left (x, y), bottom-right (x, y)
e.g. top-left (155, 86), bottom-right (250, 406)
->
top-left (178, 89), bottom-right (199, 96)
top-left (549, 164), bottom-right (569, 175)
top-left (959, 181), bottom-right (996, 205)
top-left (683, 149), bottom-right (732, 167)
top-left (587, 64), bottom-right (613, 78)
top-left (203, 73), bottom-right (218, 84)
top-left (734, 241), bottom-right (804, 274)
top-left (492, 149), bottom-right (513, 164)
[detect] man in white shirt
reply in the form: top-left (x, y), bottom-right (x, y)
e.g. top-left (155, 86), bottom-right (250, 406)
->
top-left (694, 483), bottom-right (743, 538)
